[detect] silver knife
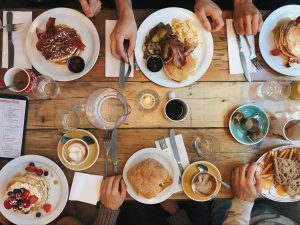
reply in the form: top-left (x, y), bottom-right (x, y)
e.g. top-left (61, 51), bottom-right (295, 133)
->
top-left (110, 128), bottom-right (118, 175)
top-left (169, 129), bottom-right (184, 175)
top-left (7, 12), bottom-right (14, 68)
top-left (234, 28), bottom-right (251, 82)
top-left (119, 59), bottom-right (125, 88)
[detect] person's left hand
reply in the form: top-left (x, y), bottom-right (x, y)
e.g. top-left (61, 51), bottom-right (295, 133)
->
top-left (233, 0), bottom-right (263, 35)
top-left (110, 11), bottom-right (137, 63)
top-left (79, 0), bottom-right (102, 18)
top-left (160, 200), bottom-right (180, 214)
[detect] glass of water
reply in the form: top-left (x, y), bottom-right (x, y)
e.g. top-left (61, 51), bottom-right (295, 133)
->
top-left (257, 81), bottom-right (291, 100)
top-left (55, 110), bottom-right (80, 133)
top-left (193, 135), bottom-right (219, 160)
top-left (31, 75), bottom-right (59, 99)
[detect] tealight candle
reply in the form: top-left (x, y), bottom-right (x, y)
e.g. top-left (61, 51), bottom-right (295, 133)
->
top-left (137, 89), bottom-right (160, 112)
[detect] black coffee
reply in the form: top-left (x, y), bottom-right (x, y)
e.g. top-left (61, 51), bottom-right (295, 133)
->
top-left (166, 99), bottom-right (187, 121)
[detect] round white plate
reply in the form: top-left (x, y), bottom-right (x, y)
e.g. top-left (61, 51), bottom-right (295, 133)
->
top-left (135, 7), bottom-right (213, 88)
top-left (26, 8), bottom-right (100, 81)
top-left (0, 155), bottom-right (69, 224)
top-left (259, 5), bottom-right (300, 76)
top-left (256, 145), bottom-right (300, 202)
top-left (123, 148), bottom-right (179, 204)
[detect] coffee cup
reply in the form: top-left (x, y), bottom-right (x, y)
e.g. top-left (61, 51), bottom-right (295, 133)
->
top-left (269, 118), bottom-right (300, 142)
top-left (62, 138), bottom-right (90, 166)
top-left (1, 67), bottom-right (37, 93)
top-left (191, 172), bottom-right (218, 198)
top-left (164, 91), bottom-right (189, 122)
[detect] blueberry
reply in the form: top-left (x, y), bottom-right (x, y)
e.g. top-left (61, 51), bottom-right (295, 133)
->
top-left (17, 200), bottom-right (22, 206)
top-left (44, 171), bottom-right (49, 176)
top-left (36, 212), bottom-right (42, 217)
top-left (13, 189), bottom-right (20, 194)
top-left (7, 191), bottom-right (13, 196)
top-left (29, 162), bottom-right (35, 167)
top-left (13, 205), bottom-right (19, 211)
top-left (20, 188), bottom-right (26, 193)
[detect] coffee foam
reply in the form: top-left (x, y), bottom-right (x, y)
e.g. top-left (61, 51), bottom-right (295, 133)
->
top-left (65, 141), bottom-right (87, 164)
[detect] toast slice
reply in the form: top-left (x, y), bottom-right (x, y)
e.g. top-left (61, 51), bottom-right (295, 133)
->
top-left (273, 157), bottom-right (299, 185)
top-left (285, 178), bottom-right (300, 197)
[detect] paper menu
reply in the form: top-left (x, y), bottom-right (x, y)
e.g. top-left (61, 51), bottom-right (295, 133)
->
top-left (0, 97), bottom-right (26, 158)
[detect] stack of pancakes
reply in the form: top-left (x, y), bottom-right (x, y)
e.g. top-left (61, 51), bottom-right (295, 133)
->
top-left (274, 20), bottom-right (300, 63)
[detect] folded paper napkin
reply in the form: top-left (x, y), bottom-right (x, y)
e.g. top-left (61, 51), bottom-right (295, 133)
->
top-left (105, 20), bottom-right (134, 77)
top-left (226, 19), bottom-right (256, 75)
top-left (2, 11), bottom-right (32, 69)
top-left (155, 134), bottom-right (190, 193)
top-left (69, 172), bottom-right (103, 205)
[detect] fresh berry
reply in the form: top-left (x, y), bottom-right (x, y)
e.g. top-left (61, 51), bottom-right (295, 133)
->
top-left (271, 49), bottom-right (281, 56)
top-left (7, 191), bottom-right (13, 196)
top-left (36, 212), bottom-right (42, 217)
top-left (13, 189), bottom-right (20, 194)
top-left (43, 204), bottom-right (51, 213)
top-left (20, 188), bottom-right (26, 193)
top-left (25, 166), bottom-right (37, 172)
top-left (44, 171), bottom-right (49, 176)
top-left (15, 192), bottom-right (23, 200)
top-left (296, 16), bottom-right (300, 24)
top-left (13, 205), bottom-right (20, 211)
top-left (21, 190), bottom-right (30, 200)
top-left (36, 169), bottom-right (44, 176)
top-left (7, 196), bottom-right (17, 206)
top-left (3, 200), bottom-right (12, 210)
top-left (29, 195), bottom-right (38, 204)
top-left (17, 200), bottom-right (23, 206)
top-left (29, 162), bottom-right (35, 167)
top-left (22, 200), bottom-right (30, 208)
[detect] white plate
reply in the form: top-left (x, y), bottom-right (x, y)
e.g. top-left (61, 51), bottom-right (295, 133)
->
top-left (123, 148), bottom-right (179, 204)
top-left (26, 8), bottom-right (100, 81)
top-left (256, 145), bottom-right (300, 202)
top-left (135, 7), bottom-right (213, 88)
top-left (259, 5), bottom-right (300, 76)
top-left (0, 155), bottom-right (69, 224)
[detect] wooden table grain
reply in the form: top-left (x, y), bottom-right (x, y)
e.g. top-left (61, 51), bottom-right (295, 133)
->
top-left (0, 8), bottom-right (298, 203)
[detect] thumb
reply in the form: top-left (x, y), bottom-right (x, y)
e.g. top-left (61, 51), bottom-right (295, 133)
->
top-left (197, 9), bottom-right (211, 31)
top-left (79, 0), bottom-right (92, 17)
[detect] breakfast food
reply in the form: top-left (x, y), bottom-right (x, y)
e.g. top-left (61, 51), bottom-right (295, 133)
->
top-left (3, 163), bottom-right (52, 215)
top-left (191, 173), bottom-right (217, 197)
top-left (143, 19), bottom-right (199, 82)
top-left (258, 147), bottom-right (300, 198)
top-left (127, 158), bottom-right (173, 199)
top-left (36, 17), bottom-right (85, 64)
top-left (272, 16), bottom-right (300, 67)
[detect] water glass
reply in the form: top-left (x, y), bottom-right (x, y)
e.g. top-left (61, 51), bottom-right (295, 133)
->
top-left (257, 81), bottom-right (291, 100)
top-left (193, 135), bottom-right (219, 160)
top-left (55, 110), bottom-right (80, 133)
top-left (31, 75), bottom-right (59, 99)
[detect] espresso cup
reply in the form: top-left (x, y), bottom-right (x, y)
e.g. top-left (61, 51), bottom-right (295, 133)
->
top-left (164, 91), bottom-right (189, 122)
top-left (269, 118), bottom-right (300, 142)
top-left (191, 172), bottom-right (218, 198)
top-left (2, 67), bottom-right (37, 93)
top-left (62, 138), bottom-right (90, 166)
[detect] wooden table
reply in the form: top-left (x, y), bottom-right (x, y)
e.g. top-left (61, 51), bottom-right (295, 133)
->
top-left (0, 8), bottom-right (299, 202)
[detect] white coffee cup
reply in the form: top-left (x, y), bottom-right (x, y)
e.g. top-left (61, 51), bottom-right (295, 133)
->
top-left (269, 118), bottom-right (300, 142)
top-left (164, 91), bottom-right (189, 122)
top-left (62, 138), bottom-right (90, 165)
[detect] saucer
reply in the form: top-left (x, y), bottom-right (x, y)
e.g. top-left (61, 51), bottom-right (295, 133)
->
top-left (57, 129), bottom-right (99, 171)
top-left (182, 161), bottom-right (221, 202)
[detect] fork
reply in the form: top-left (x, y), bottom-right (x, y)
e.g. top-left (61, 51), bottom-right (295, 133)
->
top-left (1, 23), bottom-right (24, 32)
top-left (244, 35), bottom-right (263, 70)
top-left (158, 138), bottom-right (168, 153)
top-left (103, 130), bottom-right (112, 177)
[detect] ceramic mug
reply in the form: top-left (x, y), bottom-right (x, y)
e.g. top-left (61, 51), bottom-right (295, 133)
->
top-left (269, 118), bottom-right (300, 142)
top-left (62, 138), bottom-right (90, 166)
top-left (164, 91), bottom-right (189, 122)
top-left (191, 171), bottom-right (218, 199)
top-left (1, 67), bottom-right (37, 93)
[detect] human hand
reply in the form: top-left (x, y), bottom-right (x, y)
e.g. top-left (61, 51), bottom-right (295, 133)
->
top-left (231, 162), bottom-right (262, 202)
top-left (194, 0), bottom-right (224, 32)
top-left (100, 175), bottom-right (126, 210)
top-left (160, 200), bottom-right (180, 214)
top-left (110, 11), bottom-right (137, 63)
top-left (79, 0), bottom-right (102, 18)
top-left (233, 0), bottom-right (263, 35)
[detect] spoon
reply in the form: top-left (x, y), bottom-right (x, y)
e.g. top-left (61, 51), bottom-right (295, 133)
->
top-left (0, 85), bottom-right (13, 91)
top-left (54, 135), bottom-right (95, 145)
top-left (197, 164), bottom-right (231, 189)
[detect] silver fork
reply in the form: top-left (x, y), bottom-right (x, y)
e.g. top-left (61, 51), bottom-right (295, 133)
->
top-left (103, 130), bottom-right (112, 177)
top-left (244, 35), bottom-right (263, 70)
top-left (1, 23), bottom-right (24, 32)
top-left (158, 138), bottom-right (168, 152)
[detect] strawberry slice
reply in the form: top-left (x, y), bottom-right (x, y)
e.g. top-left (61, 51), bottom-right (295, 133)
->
top-left (35, 169), bottom-right (44, 176)
top-left (43, 204), bottom-right (51, 213)
top-left (25, 166), bottom-right (37, 172)
top-left (22, 200), bottom-right (30, 208)
top-left (29, 195), bottom-right (38, 204)
top-left (3, 200), bottom-right (12, 210)
top-left (296, 16), bottom-right (300, 24)
top-left (271, 49), bottom-right (281, 56)
top-left (21, 190), bottom-right (30, 200)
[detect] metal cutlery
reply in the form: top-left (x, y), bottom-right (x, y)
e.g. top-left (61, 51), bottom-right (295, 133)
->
top-left (244, 35), bottom-right (263, 70)
top-left (1, 23), bottom-right (24, 32)
top-left (110, 128), bottom-right (118, 175)
top-left (118, 39), bottom-right (132, 88)
top-left (103, 130), bottom-right (112, 177)
top-left (169, 129), bottom-right (184, 180)
top-left (124, 39), bottom-right (132, 78)
top-left (158, 138), bottom-right (168, 153)
top-left (7, 12), bottom-right (14, 68)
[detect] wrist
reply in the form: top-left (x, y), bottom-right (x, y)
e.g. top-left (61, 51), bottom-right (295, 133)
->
top-left (115, 0), bottom-right (133, 18)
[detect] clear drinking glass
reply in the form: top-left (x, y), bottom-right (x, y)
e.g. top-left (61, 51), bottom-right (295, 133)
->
top-left (136, 89), bottom-right (160, 112)
top-left (193, 135), bottom-right (219, 160)
top-left (31, 75), bottom-right (59, 99)
top-left (257, 81), bottom-right (291, 100)
top-left (55, 110), bottom-right (80, 133)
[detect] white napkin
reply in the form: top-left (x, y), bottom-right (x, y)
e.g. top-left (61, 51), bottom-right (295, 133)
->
top-left (105, 20), bottom-right (134, 77)
top-left (2, 11), bottom-right (32, 69)
top-left (69, 172), bottom-right (103, 205)
top-left (155, 134), bottom-right (190, 193)
top-left (226, 19), bottom-right (256, 74)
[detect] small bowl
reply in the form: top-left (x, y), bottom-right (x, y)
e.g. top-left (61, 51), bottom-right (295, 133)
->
top-left (62, 138), bottom-right (90, 166)
top-left (146, 55), bottom-right (163, 72)
top-left (67, 56), bottom-right (85, 73)
top-left (229, 104), bottom-right (269, 145)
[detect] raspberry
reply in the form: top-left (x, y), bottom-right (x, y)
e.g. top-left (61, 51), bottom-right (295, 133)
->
top-left (43, 204), bottom-right (51, 213)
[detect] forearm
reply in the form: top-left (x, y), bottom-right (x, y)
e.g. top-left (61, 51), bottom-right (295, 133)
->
top-left (114, 0), bottom-right (133, 18)
top-left (166, 209), bottom-right (193, 225)
top-left (92, 203), bottom-right (120, 225)
top-left (222, 198), bottom-right (254, 225)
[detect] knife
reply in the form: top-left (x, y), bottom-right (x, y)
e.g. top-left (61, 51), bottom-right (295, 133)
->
top-left (7, 12), bottom-right (14, 68)
top-left (110, 128), bottom-right (118, 175)
top-left (234, 28), bottom-right (251, 82)
top-left (169, 129), bottom-right (184, 176)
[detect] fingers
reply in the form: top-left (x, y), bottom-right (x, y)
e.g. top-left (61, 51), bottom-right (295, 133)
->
top-left (233, 166), bottom-right (240, 188)
top-left (244, 15), bottom-right (252, 35)
top-left (246, 162), bottom-right (257, 180)
top-left (239, 163), bottom-right (248, 181)
top-left (252, 14), bottom-right (259, 35)
top-left (210, 9), bottom-right (224, 32)
top-left (79, 0), bottom-right (93, 17)
top-left (116, 36), bottom-right (128, 62)
top-left (112, 175), bottom-right (122, 194)
top-left (120, 178), bottom-right (127, 199)
top-left (258, 16), bottom-right (263, 32)
top-left (238, 18), bottom-right (245, 35)
top-left (197, 9), bottom-right (212, 32)
top-left (127, 35), bottom-right (136, 57)
top-left (105, 176), bottom-right (114, 193)
top-left (255, 171), bottom-right (262, 193)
